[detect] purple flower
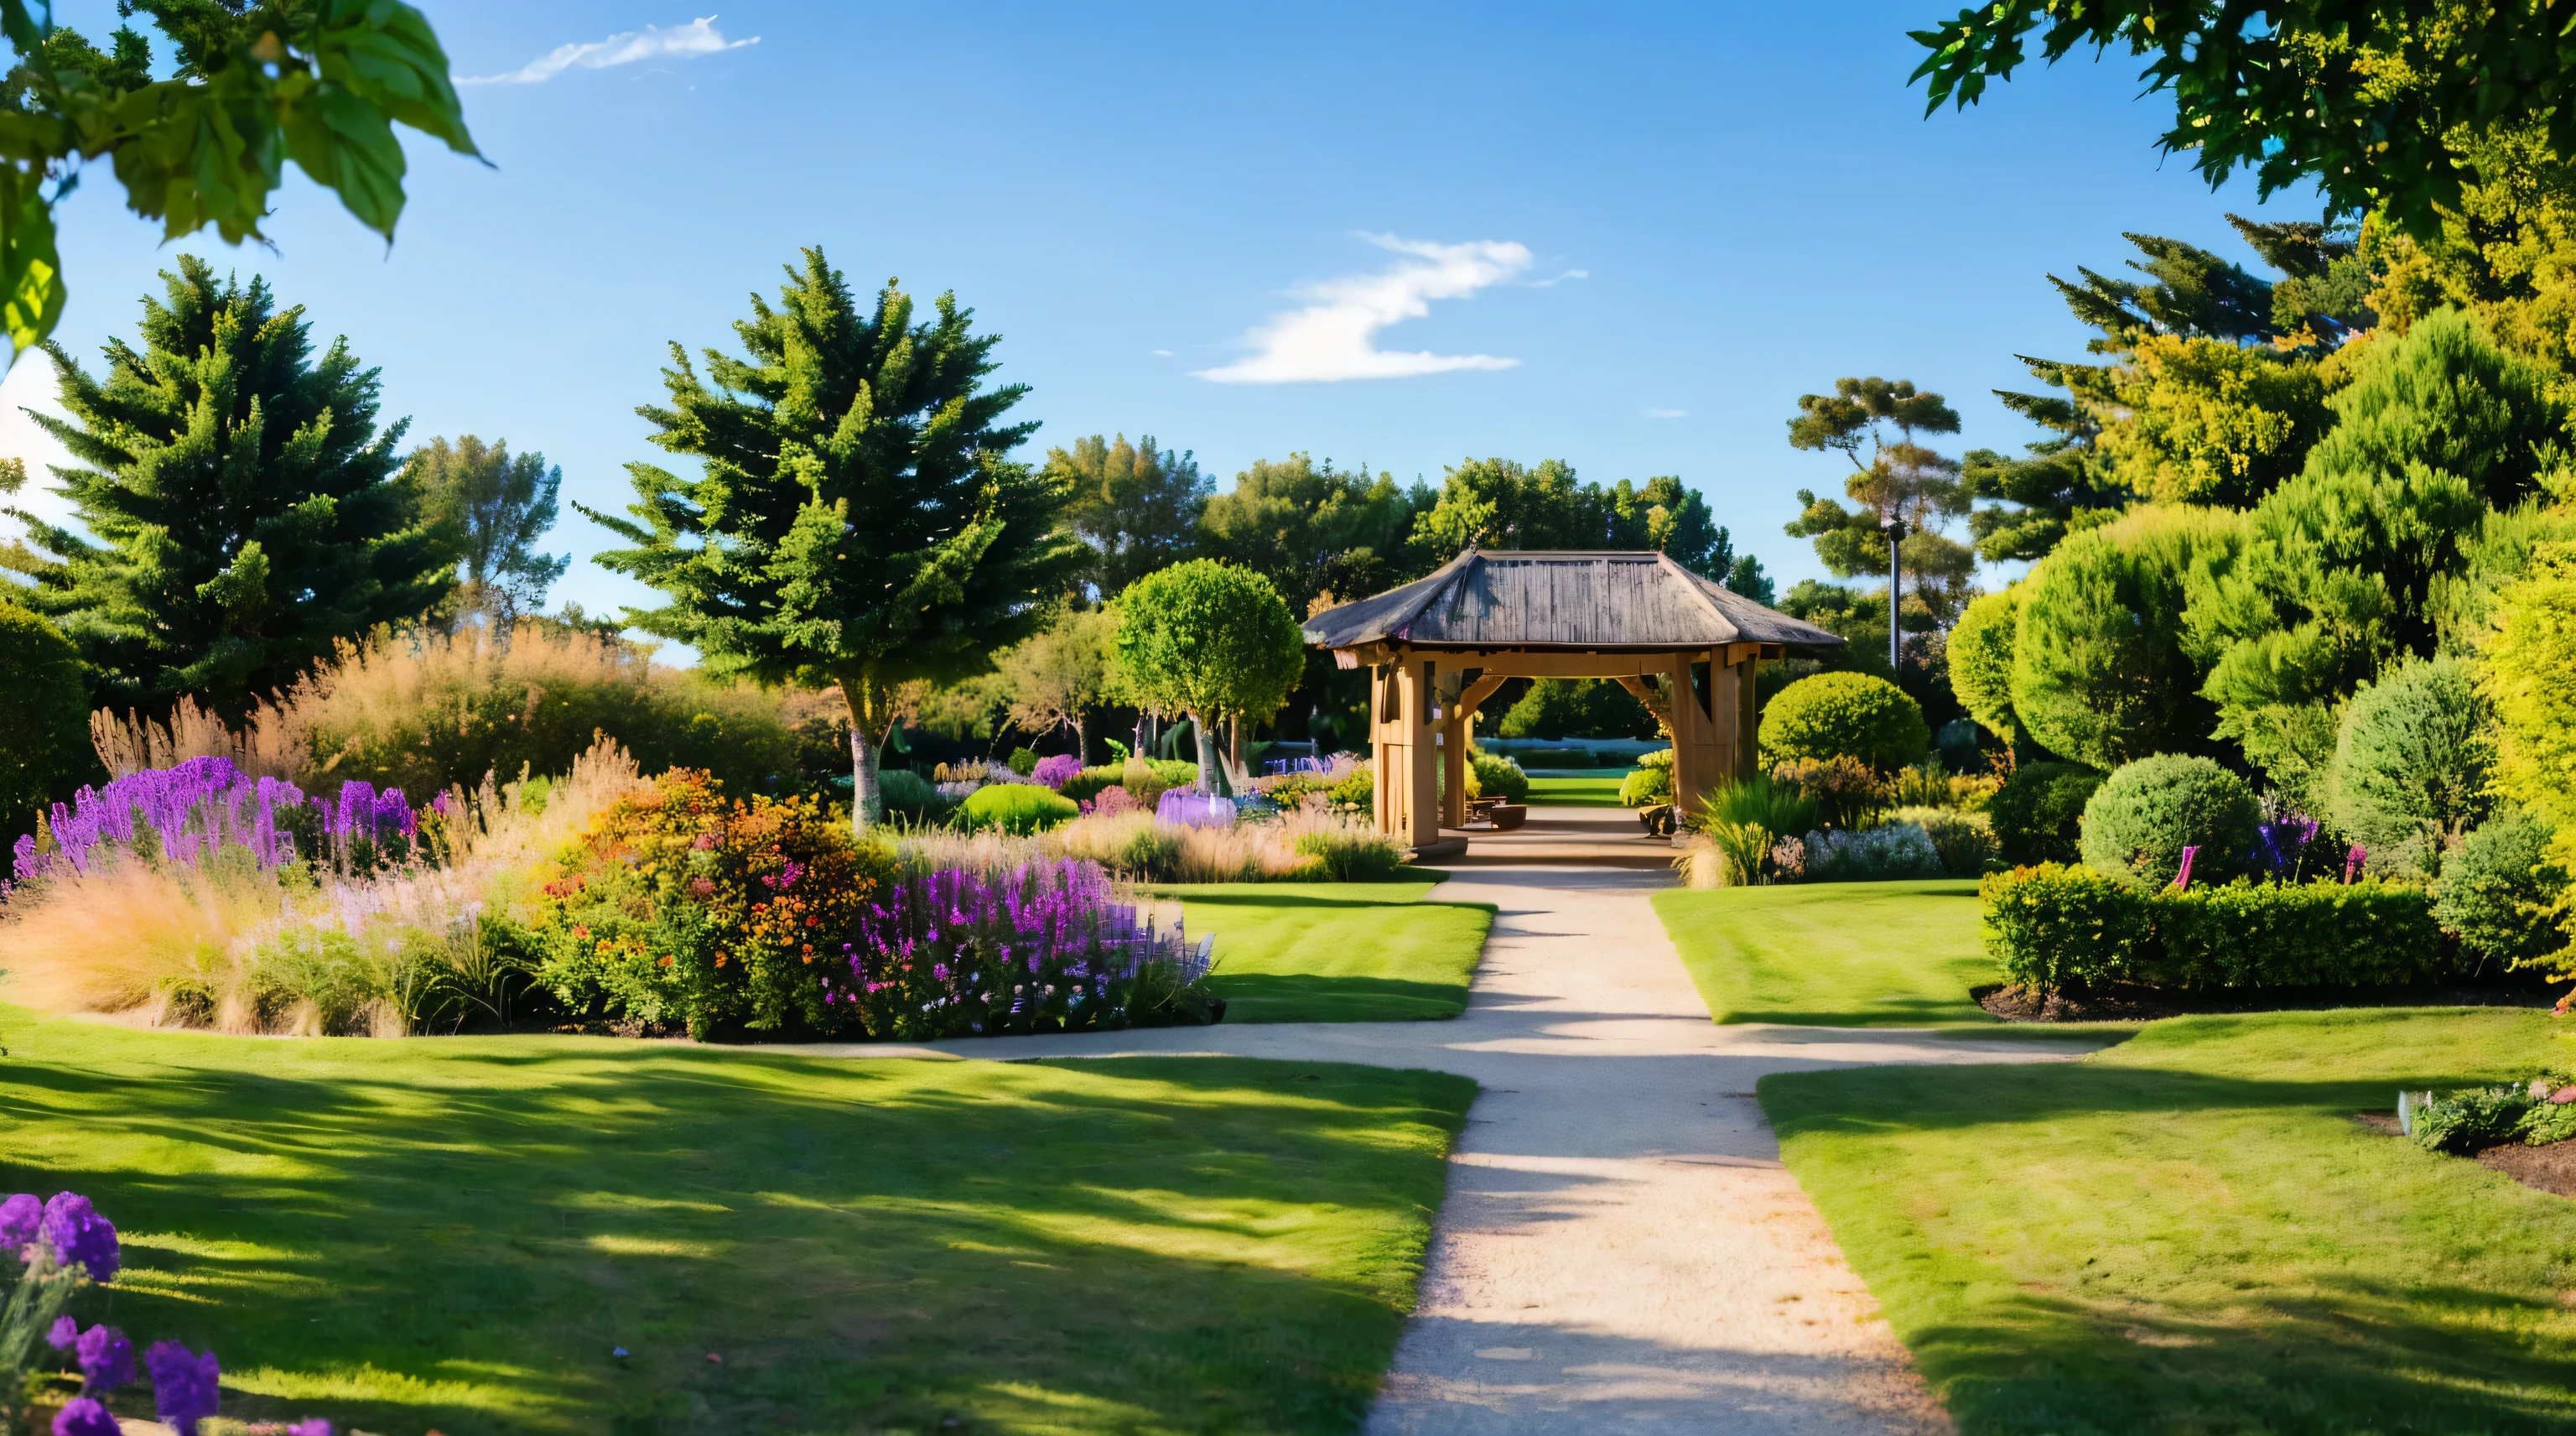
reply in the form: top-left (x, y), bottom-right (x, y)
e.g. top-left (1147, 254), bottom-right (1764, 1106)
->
top-left (75, 1323), bottom-right (135, 1390)
top-left (288, 1420), bottom-right (333, 1436)
top-left (0, 1191), bottom-right (39, 1251)
top-left (51, 1397), bottom-right (120, 1436)
top-left (47, 1314), bottom-right (78, 1350)
top-left (42, 1193), bottom-right (118, 1281)
top-left (148, 1341), bottom-right (221, 1436)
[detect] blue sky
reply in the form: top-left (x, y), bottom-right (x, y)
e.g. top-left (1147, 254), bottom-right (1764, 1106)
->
top-left (8, 1), bottom-right (2318, 629)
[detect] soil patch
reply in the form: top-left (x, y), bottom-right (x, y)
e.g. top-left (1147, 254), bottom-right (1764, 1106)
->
top-left (1976, 976), bottom-right (2559, 1024)
top-left (2350, 1111), bottom-right (2576, 1199)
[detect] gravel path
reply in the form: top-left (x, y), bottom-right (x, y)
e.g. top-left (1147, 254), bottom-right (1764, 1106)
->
top-left (820, 807), bottom-right (2090, 1434)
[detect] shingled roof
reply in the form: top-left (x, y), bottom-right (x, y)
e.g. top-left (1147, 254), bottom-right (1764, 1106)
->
top-left (1301, 547), bottom-right (1846, 652)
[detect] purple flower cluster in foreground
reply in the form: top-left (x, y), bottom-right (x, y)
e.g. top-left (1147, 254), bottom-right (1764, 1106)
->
top-left (9, 757), bottom-right (418, 884)
top-left (836, 859), bottom-right (1208, 1038)
top-left (5, 1190), bottom-right (336, 1436)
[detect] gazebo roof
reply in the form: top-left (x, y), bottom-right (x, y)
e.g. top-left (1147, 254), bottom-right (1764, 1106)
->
top-left (1301, 546), bottom-right (1846, 653)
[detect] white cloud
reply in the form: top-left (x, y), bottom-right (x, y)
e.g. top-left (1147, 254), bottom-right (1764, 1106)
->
top-left (460, 16), bottom-right (756, 86)
top-left (1645, 408), bottom-right (1687, 419)
top-left (1152, 349), bottom-right (1173, 356)
top-left (1194, 234), bottom-right (1532, 384)
top-left (1531, 268), bottom-right (1590, 288)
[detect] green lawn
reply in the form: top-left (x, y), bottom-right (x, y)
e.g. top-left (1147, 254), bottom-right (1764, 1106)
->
top-left (1654, 879), bottom-right (2002, 1027)
top-left (1763, 1008), bottom-right (2576, 1433)
top-left (1521, 770), bottom-right (1632, 807)
top-left (0, 1012), bottom-right (1474, 1435)
top-left (1154, 881), bottom-right (1494, 1022)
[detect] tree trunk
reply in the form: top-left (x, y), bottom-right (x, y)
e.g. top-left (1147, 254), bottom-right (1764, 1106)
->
top-left (1072, 711), bottom-right (1088, 767)
top-left (1220, 712), bottom-right (1254, 793)
top-left (838, 674), bottom-right (901, 836)
top-left (1190, 711), bottom-right (1218, 793)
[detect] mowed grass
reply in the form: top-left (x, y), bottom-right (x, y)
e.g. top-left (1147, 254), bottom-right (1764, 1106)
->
top-left (1520, 770), bottom-right (1633, 807)
top-left (0, 1011), bottom-right (1474, 1435)
top-left (1156, 881), bottom-right (1494, 1022)
top-left (1763, 1008), bottom-right (2576, 1433)
top-left (1654, 879), bottom-right (2000, 1027)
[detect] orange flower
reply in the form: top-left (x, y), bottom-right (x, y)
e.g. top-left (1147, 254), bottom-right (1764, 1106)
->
top-left (657, 955), bottom-right (675, 968)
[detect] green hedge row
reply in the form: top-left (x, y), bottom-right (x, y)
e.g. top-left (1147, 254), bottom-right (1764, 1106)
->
top-left (1981, 863), bottom-right (2445, 992)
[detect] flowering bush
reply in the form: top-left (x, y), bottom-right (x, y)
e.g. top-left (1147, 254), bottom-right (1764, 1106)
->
top-left (1, 1189), bottom-right (333, 1436)
top-left (1030, 753), bottom-right (1084, 790)
top-left (836, 860), bottom-right (1218, 1038)
top-left (532, 770), bottom-right (896, 1040)
top-left (1803, 822), bottom-right (1943, 882)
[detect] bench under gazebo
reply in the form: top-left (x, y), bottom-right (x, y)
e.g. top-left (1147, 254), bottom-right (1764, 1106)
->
top-left (1301, 546), bottom-right (1847, 855)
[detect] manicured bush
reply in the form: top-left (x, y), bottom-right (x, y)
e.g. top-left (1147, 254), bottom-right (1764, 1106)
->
top-left (1005, 747), bottom-right (1040, 775)
top-left (1620, 749), bottom-right (1675, 807)
top-left (1758, 672), bottom-right (1929, 772)
top-left (1769, 756), bottom-right (1888, 830)
top-left (0, 601), bottom-right (94, 840)
top-left (1467, 750), bottom-right (1530, 803)
top-left (2009, 507), bottom-right (2239, 771)
top-left (1988, 761), bottom-right (2105, 865)
top-left (1805, 822), bottom-right (1943, 882)
top-left (1947, 585), bottom-right (2020, 742)
top-left (2327, 653), bottom-right (2493, 881)
top-left (2079, 754), bottom-right (2262, 888)
top-left (1293, 826), bottom-right (1406, 882)
top-left (1981, 863), bottom-right (2445, 992)
top-left (960, 783), bottom-right (1081, 835)
top-left (2435, 810), bottom-right (2568, 972)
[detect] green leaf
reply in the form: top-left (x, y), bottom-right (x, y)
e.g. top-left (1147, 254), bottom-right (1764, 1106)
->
top-left (279, 84), bottom-right (405, 237)
top-left (0, 164), bottom-right (65, 359)
top-left (310, 0), bottom-right (480, 159)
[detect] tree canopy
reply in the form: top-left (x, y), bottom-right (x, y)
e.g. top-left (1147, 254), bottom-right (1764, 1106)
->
top-left (583, 249), bottom-right (1082, 828)
top-left (1109, 560), bottom-right (1305, 793)
top-left (1045, 432), bottom-right (1210, 598)
top-left (3, 257), bottom-right (449, 715)
top-left (0, 2), bottom-right (478, 359)
top-left (408, 435), bottom-right (569, 626)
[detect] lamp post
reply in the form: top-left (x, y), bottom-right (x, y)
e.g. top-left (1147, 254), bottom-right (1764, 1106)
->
top-left (1882, 515), bottom-right (1908, 673)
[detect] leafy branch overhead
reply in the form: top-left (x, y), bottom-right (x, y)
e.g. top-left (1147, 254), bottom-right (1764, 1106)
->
top-left (0, 0), bottom-right (480, 356)
top-left (1907, 0), bottom-right (2576, 234)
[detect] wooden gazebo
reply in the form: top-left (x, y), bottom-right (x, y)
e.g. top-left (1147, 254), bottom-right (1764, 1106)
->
top-left (1301, 547), bottom-right (1846, 851)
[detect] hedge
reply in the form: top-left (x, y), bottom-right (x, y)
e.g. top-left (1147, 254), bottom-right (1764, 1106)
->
top-left (1981, 863), bottom-right (2445, 992)
top-left (958, 783), bottom-right (1081, 835)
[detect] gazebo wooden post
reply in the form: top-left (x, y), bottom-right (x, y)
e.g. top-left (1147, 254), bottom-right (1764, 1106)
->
top-left (1367, 649), bottom-right (1441, 851)
top-left (1439, 676), bottom-right (1469, 830)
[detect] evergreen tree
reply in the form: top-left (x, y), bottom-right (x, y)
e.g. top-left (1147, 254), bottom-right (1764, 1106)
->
top-left (1043, 432), bottom-right (1211, 598)
top-left (408, 435), bottom-right (569, 625)
top-left (583, 250), bottom-right (1083, 830)
top-left (1961, 370), bottom-right (2128, 562)
top-left (2, 258), bottom-right (450, 715)
top-left (1783, 377), bottom-right (1977, 631)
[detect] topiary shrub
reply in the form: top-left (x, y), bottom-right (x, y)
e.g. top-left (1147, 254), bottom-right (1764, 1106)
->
top-left (2435, 809), bottom-right (2568, 973)
top-left (1982, 863), bottom-right (2445, 993)
top-left (2079, 754), bottom-right (2262, 888)
top-left (1758, 672), bottom-right (1929, 772)
top-left (1948, 585), bottom-right (2021, 743)
top-left (958, 783), bottom-right (1080, 835)
top-left (2010, 507), bottom-right (2239, 771)
top-left (1619, 749), bottom-right (1675, 807)
top-left (2327, 653), bottom-right (2493, 881)
top-left (1467, 750), bottom-right (1530, 803)
top-left (1059, 763), bottom-right (1126, 804)
top-left (1987, 761), bottom-right (2106, 866)
top-left (0, 601), bottom-right (95, 840)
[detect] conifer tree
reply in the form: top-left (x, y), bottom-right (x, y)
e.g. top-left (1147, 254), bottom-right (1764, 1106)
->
top-left (583, 250), bottom-right (1083, 830)
top-left (2, 258), bottom-right (450, 715)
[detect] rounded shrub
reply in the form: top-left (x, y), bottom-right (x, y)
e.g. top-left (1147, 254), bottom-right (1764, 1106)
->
top-left (1948, 585), bottom-right (2021, 743)
top-left (2079, 754), bottom-right (2262, 887)
top-left (2434, 809), bottom-right (2568, 971)
top-left (2009, 507), bottom-right (2239, 771)
top-left (876, 768), bottom-right (950, 823)
top-left (958, 782), bottom-right (1080, 835)
top-left (1758, 672), bottom-right (1929, 772)
top-left (1620, 748), bottom-right (1675, 807)
top-left (0, 601), bottom-right (95, 840)
top-left (2327, 653), bottom-right (2492, 880)
top-left (1987, 761), bottom-right (2106, 866)
top-left (1467, 750), bottom-right (1530, 803)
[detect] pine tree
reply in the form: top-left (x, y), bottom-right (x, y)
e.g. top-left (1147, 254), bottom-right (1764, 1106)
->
top-left (1782, 377), bottom-right (1977, 641)
top-left (408, 435), bottom-right (569, 625)
top-left (2, 258), bottom-right (450, 715)
top-left (582, 249), bottom-right (1083, 829)
top-left (1044, 433), bottom-right (1210, 598)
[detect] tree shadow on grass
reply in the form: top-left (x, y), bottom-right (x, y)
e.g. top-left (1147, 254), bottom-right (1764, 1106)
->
top-left (1758, 1057), bottom-right (2576, 1433)
top-left (0, 1035), bottom-right (1475, 1436)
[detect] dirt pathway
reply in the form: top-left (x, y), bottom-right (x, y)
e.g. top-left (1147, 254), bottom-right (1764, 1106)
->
top-left (827, 808), bottom-right (2085, 1433)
